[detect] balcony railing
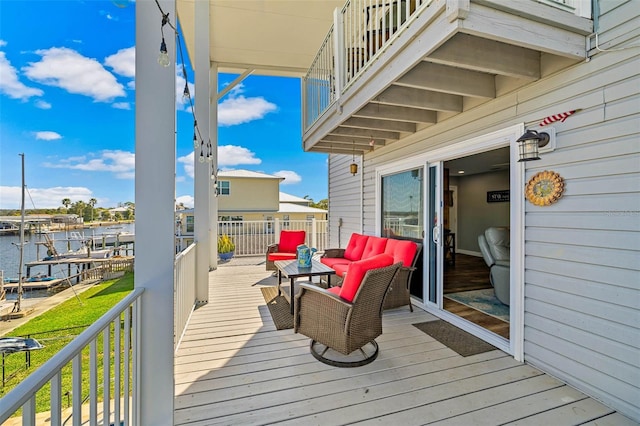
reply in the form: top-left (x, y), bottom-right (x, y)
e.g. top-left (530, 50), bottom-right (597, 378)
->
top-left (303, 0), bottom-right (433, 130)
top-left (0, 288), bottom-right (144, 425)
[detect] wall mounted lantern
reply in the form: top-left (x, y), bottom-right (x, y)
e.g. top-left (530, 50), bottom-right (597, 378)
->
top-left (350, 142), bottom-right (358, 175)
top-left (516, 129), bottom-right (551, 162)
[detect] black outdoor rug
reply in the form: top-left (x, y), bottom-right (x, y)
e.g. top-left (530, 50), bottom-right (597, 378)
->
top-left (260, 286), bottom-right (293, 330)
top-left (413, 320), bottom-right (497, 357)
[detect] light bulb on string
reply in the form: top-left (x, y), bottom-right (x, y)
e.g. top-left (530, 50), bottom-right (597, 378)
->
top-left (182, 82), bottom-right (190, 103)
top-left (198, 148), bottom-right (205, 163)
top-left (158, 37), bottom-right (170, 67)
top-left (206, 140), bottom-right (213, 162)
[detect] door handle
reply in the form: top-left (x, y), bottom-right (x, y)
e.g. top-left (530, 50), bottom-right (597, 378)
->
top-left (432, 225), bottom-right (440, 245)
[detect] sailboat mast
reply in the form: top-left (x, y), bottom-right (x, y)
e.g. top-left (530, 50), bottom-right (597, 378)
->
top-left (16, 153), bottom-right (25, 312)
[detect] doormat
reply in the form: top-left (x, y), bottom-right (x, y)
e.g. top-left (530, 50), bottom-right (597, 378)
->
top-left (260, 286), bottom-right (293, 330)
top-left (444, 289), bottom-right (509, 322)
top-left (413, 320), bottom-right (497, 357)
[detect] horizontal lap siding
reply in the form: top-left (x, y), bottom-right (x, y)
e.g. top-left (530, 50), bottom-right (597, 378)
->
top-left (328, 153), bottom-right (363, 247)
top-left (523, 2), bottom-right (640, 420)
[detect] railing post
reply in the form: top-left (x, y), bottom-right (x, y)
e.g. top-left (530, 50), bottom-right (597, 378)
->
top-left (275, 218), bottom-right (281, 240)
top-left (312, 218), bottom-right (318, 249)
top-left (333, 7), bottom-right (344, 101)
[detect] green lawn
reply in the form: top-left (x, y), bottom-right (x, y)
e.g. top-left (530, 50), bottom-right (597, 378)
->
top-left (1, 272), bottom-right (134, 415)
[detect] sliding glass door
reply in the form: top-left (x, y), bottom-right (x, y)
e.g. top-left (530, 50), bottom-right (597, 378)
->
top-left (381, 167), bottom-right (424, 301)
top-left (426, 162), bottom-right (443, 307)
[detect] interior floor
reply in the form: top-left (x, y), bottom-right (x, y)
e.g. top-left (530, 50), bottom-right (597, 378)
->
top-left (443, 253), bottom-right (510, 339)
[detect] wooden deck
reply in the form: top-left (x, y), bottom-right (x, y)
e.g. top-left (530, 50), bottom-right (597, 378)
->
top-left (174, 259), bottom-right (630, 425)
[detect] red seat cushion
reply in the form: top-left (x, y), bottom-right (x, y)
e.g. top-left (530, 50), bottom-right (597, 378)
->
top-left (327, 287), bottom-right (341, 297)
top-left (332, 263), bottom-right (350, 278)
top-left (320, 257), bottom-right (351, 269)
top-left (278, 230), bottom-right (306, 253)
top-left (384, 239), bottom-right (418, 267)
top-left (339, 254), bottom-right (394, 302)
top-left (361, 236), bottom-right (388, 259)
top-left (343, 233), bottom-right (369, 261)
top-left (267, 252), bottom-right (297, 262)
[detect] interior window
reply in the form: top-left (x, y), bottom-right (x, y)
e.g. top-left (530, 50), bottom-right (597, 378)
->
top-left (381, 168), bottom-right (423, 239)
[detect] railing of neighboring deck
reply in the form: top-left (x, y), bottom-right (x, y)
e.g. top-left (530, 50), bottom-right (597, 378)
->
top-left (303, 25), bottom-right (336, 129)
top-left (0, 288), bottom-right (143, 425)
top-left (174, 242), bottom-right (197, 350)
top-left (218, 219), bottom-right (328, 255)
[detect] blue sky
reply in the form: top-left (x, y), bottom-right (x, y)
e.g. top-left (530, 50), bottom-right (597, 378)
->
top-left (0, 0), bottom-right (328, 210)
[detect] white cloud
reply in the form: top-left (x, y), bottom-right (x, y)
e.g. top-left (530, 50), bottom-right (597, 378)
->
top-left (35, 100), bottom-right (51, 109)
top-left (177, 152), bottom-right (195, 179)
top-left (112, 102), bottom-right (130, 110)
top-left (35, 131), bottom-right (62, 141)
top-left (273, 170), bottom-right (302, 185)
top-left (177, 145), bottom-right (261, 178)
top-left (176, 195), bottom-right (194, 208)
top-left (44, 150), bottom-right (135, 179)
top-left (0, 40), bottom-right (7, 47)
top-left (0, 52), bottom-right (44, 100)
top-left (23, 47), bottom-right (125, 102)
top-left (105, 46), bottom-right (135, 78)
top-left (218, 89), bottom-right (277, 126)
top-left (0, 186), bottom-right (93, 209)
top-left (218, 145), bottom-right (261, 167)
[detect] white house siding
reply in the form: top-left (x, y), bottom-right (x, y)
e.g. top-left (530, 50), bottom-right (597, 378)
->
top-left (328, 153), bottom-right (363, 248)
top-left (327, 0), bottom-right (639, 418)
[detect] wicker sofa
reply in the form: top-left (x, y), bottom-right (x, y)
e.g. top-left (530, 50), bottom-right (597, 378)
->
top-left (320, 233), bottom-right (421, 311)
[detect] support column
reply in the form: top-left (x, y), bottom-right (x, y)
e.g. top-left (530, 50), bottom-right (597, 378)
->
top-left (134, 0), bottom-right (175, 423)
top-left (210, 63), bottom-right (219, 268)
top-left (194, 0), bottom-right (211, 302)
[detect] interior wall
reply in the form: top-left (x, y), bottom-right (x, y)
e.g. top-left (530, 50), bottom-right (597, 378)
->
top-left (457, 170), bottom-right (510, 253)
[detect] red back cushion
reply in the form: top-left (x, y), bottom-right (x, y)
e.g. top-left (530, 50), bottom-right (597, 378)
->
top-left (343, 233), bottom-right (369, 261)
top-left (278, 230), bottom-right (306, 253)
top-left (339, 254), bottom-right (394, 302)
top-left (384, 239), bottom-right (418, 267)
top-left (361, 236), bottom-right (388, 259)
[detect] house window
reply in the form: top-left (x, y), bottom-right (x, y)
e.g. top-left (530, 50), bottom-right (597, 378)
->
top-left (306, 215), bottom-right (314, 222)
top-left (186, 216), bottom-right (194, 233)
top-left (283, 215), bottom-right (290, 228)
top-left (381, 168), bottom-right (423, 239)
top-left (217, 180), bottom-right (230, 196)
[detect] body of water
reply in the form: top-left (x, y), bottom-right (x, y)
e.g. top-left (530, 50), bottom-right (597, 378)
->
top-left (0, 223), bottom-right (134, 282)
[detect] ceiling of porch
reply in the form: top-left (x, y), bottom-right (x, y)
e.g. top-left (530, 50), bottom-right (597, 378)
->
top-left (176, 0), bottom-right (345, 76)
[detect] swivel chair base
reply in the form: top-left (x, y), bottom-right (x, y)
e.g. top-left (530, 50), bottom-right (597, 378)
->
top-left (310, 340), bottom-right (379, 368)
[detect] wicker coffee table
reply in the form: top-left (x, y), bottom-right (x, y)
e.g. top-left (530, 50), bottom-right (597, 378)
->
top-left (274, 259), bottom-right (336, 314)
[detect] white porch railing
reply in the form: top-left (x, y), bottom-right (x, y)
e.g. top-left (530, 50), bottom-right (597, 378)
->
top-left (218, 219), bottom-right (328, 255)
top-left (174, 242), bottom-right (197, 351)
top-left (0, 288), bottom-right (144, 425)
top-left (303, 0), bottom-right (432, 130)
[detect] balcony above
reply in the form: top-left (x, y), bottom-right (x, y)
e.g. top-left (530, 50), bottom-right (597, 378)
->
top-left (302, 0), bottom-right (593, 155)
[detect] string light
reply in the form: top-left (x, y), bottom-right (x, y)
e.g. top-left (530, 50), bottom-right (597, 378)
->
top-left (154, 0), bottom-right (215, 170)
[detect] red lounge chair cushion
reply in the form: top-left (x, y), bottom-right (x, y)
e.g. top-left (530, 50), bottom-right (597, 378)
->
top-left (343, 233), bottom-right (369, 261)
top-left (278, 230), bottom-right (306, 253)
top-left (339, 254), bottom-right (394, 302)
top-left (327, 287), bottom-right (341, 297)
top-left (384, 239), bottom-right (418, 267)
top-left (267, 252), bottom-right (297, 262)
top-left (361, 236), bottom-right (388, 259)
top-left (332, 263), bottom-right (350, 278)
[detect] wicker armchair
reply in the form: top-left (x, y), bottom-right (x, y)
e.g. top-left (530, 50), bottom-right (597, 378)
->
top-left (265, 230), bottom-right (306, 271)
top-left (294, 262), bottom-right (401, 367)
top-left (383, 242), bottom-right (422, 312)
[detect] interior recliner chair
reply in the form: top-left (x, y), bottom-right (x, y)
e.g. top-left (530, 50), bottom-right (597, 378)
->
top-left (478, 227), bottom-right (510, 306)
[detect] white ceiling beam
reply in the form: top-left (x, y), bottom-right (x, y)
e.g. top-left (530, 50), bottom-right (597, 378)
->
top-left (341, 117), bottom-right (417, 133)
top-left (322, 134), bottom-right (386, 146)
top-left (354, 104), bottom-right (438, 123)
top-left (217, 69), bottom-right (254, 100)
top-left (373, 86), bottom-right (463, 112)
top-left (396, 61), bottom-right (495, 98)
top-left (428, 33), bottom-right (540, 79)
top-left (329, 127), bottom-right (400, 140)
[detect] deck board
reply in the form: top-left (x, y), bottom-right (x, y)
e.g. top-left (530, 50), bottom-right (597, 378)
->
top-left (174, 259), bottom-right (628, 425)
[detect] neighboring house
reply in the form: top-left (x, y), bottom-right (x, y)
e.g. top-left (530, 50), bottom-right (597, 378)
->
top-left (176, 175), bottom-right (327, 238)
top-left (298, 0), bottom-right (638, 420)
